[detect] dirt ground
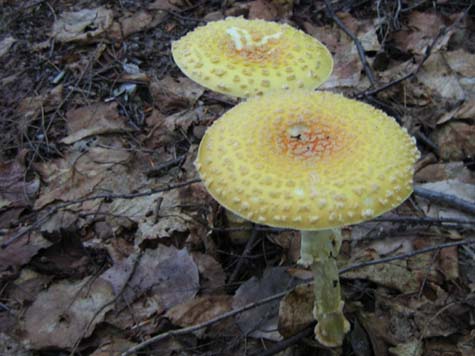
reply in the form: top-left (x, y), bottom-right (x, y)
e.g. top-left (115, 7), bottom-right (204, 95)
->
top-left (1, 0), bottom-right (475, 355)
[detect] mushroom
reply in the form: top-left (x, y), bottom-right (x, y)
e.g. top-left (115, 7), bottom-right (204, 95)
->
top-left (172, 17), bottom-right (333, 98)
top-left (195, 91), bottom-right (420, 347)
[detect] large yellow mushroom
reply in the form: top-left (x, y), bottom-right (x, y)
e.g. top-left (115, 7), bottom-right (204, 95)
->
top-left (195, 91), bottom-right (420, 347)
top-left (172, 17), bottom-right (333, 98)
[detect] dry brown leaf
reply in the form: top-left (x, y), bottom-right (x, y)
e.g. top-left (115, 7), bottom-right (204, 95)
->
top-left (267, 231), bottom-right (301, 263)
top-left (17, 84), bottom-right (63, 120)
top-left (108, 10), bottom-right (164, 40)
top-left (233, 267), bottom-right (300, 341)
top-left (34, 145), bottom-right (131, 209)
top-left (61, 102), bottom-right (131, 144)
top-left (445, 49), bottom-right (475, 77)
top-left (148, 0), bottom-right (178, 10)
top-left (90, 337), bottom-right (136, 356)
top-left (345, 251), bottom-right (420, 293)
top-left (166, 295), bottom-right (232, 333)
top-left (0, 156), bottom-right (39, 210)
top-left (52, 7), bottom-right (113, 43)
top-left (0, 35), bottom-right (16, 58)
top-left (0, 333), bottom-right (31, 356)
top-left (439, 246), bottom-right (459, 280)
top-left (437, 99), bottom-right (475, 125)
top-left (191, 252), bottom-right (226, 294)
top-left (432, 122), bottom-right (475, 161)
top-left (417, 53), bottom-right (465, 102)
top-left (248, 0), bottom-right (279, 20)
top-left (415, 162), bottom-right (475, 184)
top-left (150, 75), bottom-right (205, 112)
top-left (278, 283), bottom-right (313, 338)
top-left (389, 340), bottom-right (423, 356)
top-left (6, 268), bottom-right (52, 304)
top-left (23, 277), bottom-right (114, 349)
top-left (101, 245), bottom-right (199, 311)
top-left (0, 232), bottom-right (51, 280)
top-left (392, 11), bottom-right (452, 55)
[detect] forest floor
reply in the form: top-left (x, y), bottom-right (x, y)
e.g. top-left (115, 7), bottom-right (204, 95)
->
top-left (1, 0), bottom-right (475, 355)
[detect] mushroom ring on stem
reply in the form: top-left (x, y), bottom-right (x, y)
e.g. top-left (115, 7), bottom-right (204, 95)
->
top-left (195, 91), bottom-right (420, 347)
top-left (172, 17), bottom-right (333, 98)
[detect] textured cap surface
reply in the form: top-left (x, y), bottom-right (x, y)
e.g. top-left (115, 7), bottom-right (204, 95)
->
top-left (172, 17), bottom-right (333, 98)
top-left (196, 91), bottom-right (420, 230)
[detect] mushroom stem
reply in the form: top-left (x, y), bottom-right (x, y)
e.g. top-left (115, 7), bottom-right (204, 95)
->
top-left (299, 229), bottom-right (350, 347)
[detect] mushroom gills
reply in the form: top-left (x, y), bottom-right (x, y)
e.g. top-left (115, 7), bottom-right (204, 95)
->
top-left (299, 229), bottom-right (350, 347)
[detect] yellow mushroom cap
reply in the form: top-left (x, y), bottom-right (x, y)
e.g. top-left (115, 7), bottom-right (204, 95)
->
top-left (196, 91), bottom-right (420, 230)
top-left (172, 17), bottom-right (333, 98)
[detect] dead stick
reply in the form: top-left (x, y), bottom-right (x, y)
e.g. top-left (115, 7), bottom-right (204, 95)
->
top-left (414, 186), bottom-right (475, 216)
top-left (324, 0), bottom-right (377, 86)
top-left (121, 238), bottom-right (475, 356)
top-left (228, 226), bottom-right (259, 285)
top-left (1, 178), bottom-right (201, 249)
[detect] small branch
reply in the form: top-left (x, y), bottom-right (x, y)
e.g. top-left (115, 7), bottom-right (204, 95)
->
top-left (228, 226), bottom-right (259, 285)
top-left (120, 288), bottom-right (295, 356)
top-left (1, 178), bottom-right (201, 249)
top-left (340, 238), bottom-right (475, 273)
top-left (414, 186), bottom-right (475, 216)
top-left (324, 0), bottom-right (377, 86)
top-left (69, 252), bottom-right (143, 355)
top-left (356, 5), bottom-right (472, 99)
top-left (121, 238), bottom-right (475, 356)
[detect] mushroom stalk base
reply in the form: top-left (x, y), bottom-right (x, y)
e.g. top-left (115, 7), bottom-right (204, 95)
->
top-left (299, 229), bottom-right (350, 347)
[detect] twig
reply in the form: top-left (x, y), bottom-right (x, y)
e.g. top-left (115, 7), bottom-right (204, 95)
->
top-left (228, 226), bottom-right (259, 285)
top-left (356, 6), bottom-right (472, 99)
top-left (324, 0), bottom-right (377, 86)
top-left (249, 325), bottom-right (315, 356)
top-left (69, 252), bottom-right (143, 355)
top-left (145, 155), bottom-right (186, 178)
top-left (339, 238), bottom-right (475, 273)
top-left (0, 178), bottom-right (201, 249)
top-left (121, 238), bottom-right (475, 356)
top-left (120, 288), bottom-right (295, 356)
top-left (414, 186), bottom-right (475, 216)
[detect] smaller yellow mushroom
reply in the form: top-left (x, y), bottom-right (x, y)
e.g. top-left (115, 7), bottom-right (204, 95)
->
top-left (195, 91), bottom-right (420, 347)
top-left (172, 17), bottom-right (333, 98)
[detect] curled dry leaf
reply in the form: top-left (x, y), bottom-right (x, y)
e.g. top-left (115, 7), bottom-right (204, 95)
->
top-left (101, 245), bottom-right (199, 312)
top-left (23, 277), bottom-right (114, 349)
top-left (278, 283), bottom-right (313, 338)
top-left (61, 102), bottom-right (131, 144)
top-left (52, 7), bottom-right (113, 43)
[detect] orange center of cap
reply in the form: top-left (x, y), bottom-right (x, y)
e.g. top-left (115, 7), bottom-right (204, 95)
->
top-left (276, 121), bottom-right (346, 161)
